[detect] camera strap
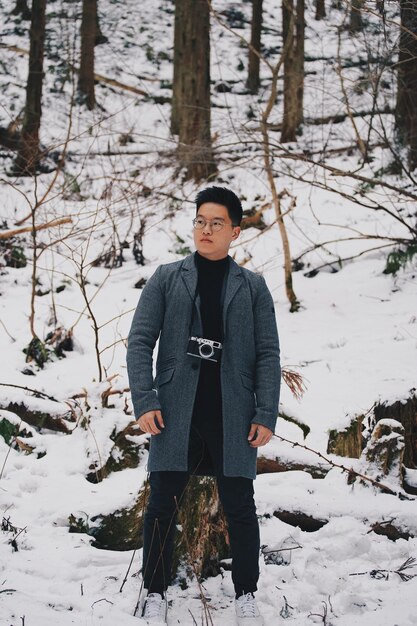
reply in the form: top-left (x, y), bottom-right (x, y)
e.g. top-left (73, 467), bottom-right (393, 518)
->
top-left (188, 256), bottom-right (230, 343)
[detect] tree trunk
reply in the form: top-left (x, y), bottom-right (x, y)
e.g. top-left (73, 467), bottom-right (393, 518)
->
top-left (13, 0), bottom-right (46, 175)
top-left (78, 0), bottom-right (96, 110)
top-left (176, 0), bottom-right (217, 181)
top-left (395, 0), bottom-right (417, 171)
top-left (327, 415), bottom-right (364, 458)
top-left (315, 0), bottom-right (326, 20)
top-left (349, 0), bottom-right (364, 33)
top-left (171, 0), bottom-right (184, 135)
top-left (295, 0), bottom-right (305, 128)
top-left (246, 0), bottom-right (263, 94)
top-left (374, 394), bottom-right (417, 469)
top-left (281, 0), bottom-right (304, 143)
top-left (11, 0), bottom-right (31, 20)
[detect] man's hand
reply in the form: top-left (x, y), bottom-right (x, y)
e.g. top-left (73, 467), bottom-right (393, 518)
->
top-left (138, 410), bottom-right (164, 435)
top-left (248, 423), bottom-right (273, 447)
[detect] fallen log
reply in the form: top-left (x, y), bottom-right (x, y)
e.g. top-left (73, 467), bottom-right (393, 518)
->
top-left (69, 488), bottom-right (146, 552)
top-left (271, 509), bottom-right (413, 541)
top-left (0, 400), bottom-right (72, 433)
top-left (273, 510), bottom-right (328, 532)
top-left (257, 455), bottom-right (328, 479)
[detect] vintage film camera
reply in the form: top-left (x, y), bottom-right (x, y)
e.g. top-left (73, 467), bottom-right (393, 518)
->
top-left (187, 336), bottom-right (222, 363)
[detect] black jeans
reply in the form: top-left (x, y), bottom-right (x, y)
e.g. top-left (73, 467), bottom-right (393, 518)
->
top-left (142, 421), bottom-right (260, 596)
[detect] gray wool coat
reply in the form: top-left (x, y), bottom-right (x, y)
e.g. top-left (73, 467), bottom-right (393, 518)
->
top-left (126, 252), bottom-right (281, 480)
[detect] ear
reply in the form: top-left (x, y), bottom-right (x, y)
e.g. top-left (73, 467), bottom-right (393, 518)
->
top-left (232, 227), bottom-right (241, 239)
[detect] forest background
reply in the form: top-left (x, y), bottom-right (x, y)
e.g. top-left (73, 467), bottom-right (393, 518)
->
top-left (0, 0), bottom-right (417, 625)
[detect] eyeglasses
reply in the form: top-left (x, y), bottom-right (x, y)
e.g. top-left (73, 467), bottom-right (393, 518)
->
top-left (192, 217), bottom-right (235, 232)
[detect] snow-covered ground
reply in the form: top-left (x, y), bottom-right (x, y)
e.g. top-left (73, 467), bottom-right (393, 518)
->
top-left (1, 1), bottom-right (416, 624)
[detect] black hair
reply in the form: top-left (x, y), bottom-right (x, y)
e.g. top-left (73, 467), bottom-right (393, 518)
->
top-left (195, 186), bottom-right (243, 226)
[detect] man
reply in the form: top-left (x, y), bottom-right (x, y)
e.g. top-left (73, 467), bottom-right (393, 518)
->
top-left (126, 186), bottom-right (281, 625)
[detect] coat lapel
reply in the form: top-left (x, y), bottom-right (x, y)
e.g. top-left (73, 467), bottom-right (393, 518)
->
top-left (181, 253), bottom-right (202, 330)
top-left (222, 257), bottom-right (243, 332)
top-left (181, 253), bottom-right (243, 337)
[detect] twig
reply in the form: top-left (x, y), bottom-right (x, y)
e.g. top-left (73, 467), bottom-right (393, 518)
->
top-left (91, 598), bottom-right (114, 608)
top-left (188, 609), bottom-right (199, 626)
top-left (119, 548), bottom-right (137, 594)
top-left (0, 217), bottom-right (72, 239)
top-left (0, 382), bottom-right (58, 402)
top-left (0, 318), bottom-right (16, 342)
top-left (350, 557), bottom-right (417, 581)
top-left (272, 433), bottom-right (413, 499)
top-left (308, 599), bottom-right (330, 624)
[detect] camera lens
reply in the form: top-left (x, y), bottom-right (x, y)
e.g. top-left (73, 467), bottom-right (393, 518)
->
top-left (199, 342), bottom-right (214, 359)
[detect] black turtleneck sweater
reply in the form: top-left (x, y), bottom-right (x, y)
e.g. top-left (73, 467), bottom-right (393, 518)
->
top-left (192, 251), bottom-right (229, 426)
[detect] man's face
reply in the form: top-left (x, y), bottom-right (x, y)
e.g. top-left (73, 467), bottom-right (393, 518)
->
top-left (193, 202), bottom-right (241, 260)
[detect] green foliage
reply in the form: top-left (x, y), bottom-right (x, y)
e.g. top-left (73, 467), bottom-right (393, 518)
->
top-left (6, 245), bottom-right (27, 268)
top-left (384, 242), bottom-right (417, 275)
top-left (280, 412), bottom-right (310, 439)
top-left (0, 237), bottom-right (27, 269)
top-left (0, 418), bottom-right (18, 445)
top-left (22, 329), bottom-right (72, 368)
top-left (23, 336), bottom-right (51, 369)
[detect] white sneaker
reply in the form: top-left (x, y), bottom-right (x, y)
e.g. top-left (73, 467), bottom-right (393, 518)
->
top-left (141, 592), bottom-right (167, 624)
top-left (235, 592), bottom-right (264, 625)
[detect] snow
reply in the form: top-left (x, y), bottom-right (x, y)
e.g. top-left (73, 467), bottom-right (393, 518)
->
top-left (1, 0), bottom-right (417, 624)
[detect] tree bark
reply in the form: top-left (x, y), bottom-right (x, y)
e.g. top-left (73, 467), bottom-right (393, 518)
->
top-left (13, 0), bottom-right (46, 175)
top-left (295, 0), bottom-right (305, 127)
top-left (246, 0), bottom-right (263, 94)
top-left (176, 0), bottom-right (217, 181)
top-left (349, 0), bottom-right (364, 34)
top-left (315, 0), bottom-right (326, 20)
top-left (78, 0), bottom-right (96, 110)
top-left (281, 0), bottom-right (304, 143)
top-left (374, 394), bottom-right (417, 469)
top-left (171, 0), bottom-right (184, 135)
top-left (395, 0), bottom-right (417, 171)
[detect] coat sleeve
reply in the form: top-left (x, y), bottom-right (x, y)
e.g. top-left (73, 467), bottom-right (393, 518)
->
top-left (126, 265), bottom-right (164, 420)
top-left (252, 275), bottom-right (281, 431)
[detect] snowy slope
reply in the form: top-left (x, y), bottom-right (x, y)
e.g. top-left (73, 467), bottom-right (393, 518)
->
top-left (1, 1), bottom-right (416, 624)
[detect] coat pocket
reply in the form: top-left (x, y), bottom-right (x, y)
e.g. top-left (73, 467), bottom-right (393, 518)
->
top-left (240, 372), bottom-right (255, 391)
top-left (156, 366), bottom-right (175, 387)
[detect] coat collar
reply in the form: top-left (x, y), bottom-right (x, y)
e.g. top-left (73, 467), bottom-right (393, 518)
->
top-left (181, 252), bottom-right (243, 333)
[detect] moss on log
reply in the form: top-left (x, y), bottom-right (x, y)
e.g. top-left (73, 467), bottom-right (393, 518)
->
top-left (86, 420), bottom-right (148, 483)
top-left (69, 485), bottom-right (148, 551)
top-left (327, 415), bottom-right (364, 458)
